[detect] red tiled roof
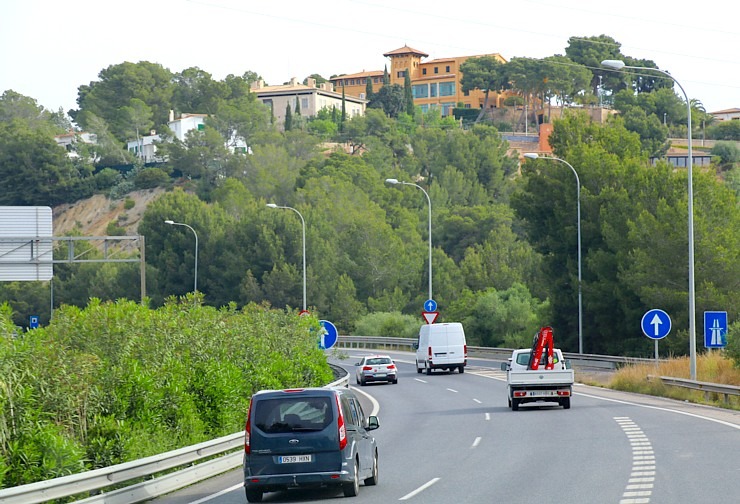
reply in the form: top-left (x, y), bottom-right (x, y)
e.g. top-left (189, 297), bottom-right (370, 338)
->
top-left (383, 45), bottom-right (429, 58)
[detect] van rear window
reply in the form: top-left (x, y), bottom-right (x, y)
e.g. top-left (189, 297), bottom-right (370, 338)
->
top-left (254, 397), bottom-right (333, 433)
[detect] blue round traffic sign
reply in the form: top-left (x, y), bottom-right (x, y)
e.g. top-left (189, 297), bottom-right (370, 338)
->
top-left (424, 299), bottom-right (437, 312)
top-left (641, 309), bottom-right (671, 340)
top-left (318, 320), bottom-right (338, 350)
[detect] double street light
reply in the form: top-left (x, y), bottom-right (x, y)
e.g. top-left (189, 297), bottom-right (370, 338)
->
top-left (385, 178), bottom-right (433, 301)
top-left (267, 204), bottom-right (307, 312)
top-left (601, 59), bottom-right (697, 380)
top-left (523, 153), bottom-right (583, 354)
top-left (164, 220), bottom-right (199, 295)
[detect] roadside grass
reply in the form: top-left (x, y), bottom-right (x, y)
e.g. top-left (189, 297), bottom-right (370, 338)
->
top-left (604, 352), bottom-right (740, 410)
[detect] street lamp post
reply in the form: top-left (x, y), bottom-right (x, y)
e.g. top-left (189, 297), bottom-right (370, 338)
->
top-left (164, 220), bottom-right (198, 295)
top-left (385, 178), bottom-right (433, 301)
top-left (267, 204), bottom-right (307, 312)
top-left (601, 59), bottom-right (697, 380)
top-left (524, 153), bottom-right (583, 354)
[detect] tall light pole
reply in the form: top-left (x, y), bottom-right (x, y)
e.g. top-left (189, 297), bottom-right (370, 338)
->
top-left (267, 204), bottom-right (307, 312)
top-left (164, 220), bottom-right (198, 295)
top-left (601, 59), bottom-right (697, 380)
top-left (385, 178), bottom-right (433, 301)
top-left (524, 153), bottom-right (583, 354)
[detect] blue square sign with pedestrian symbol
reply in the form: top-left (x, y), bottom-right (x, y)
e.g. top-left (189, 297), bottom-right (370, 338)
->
top-left (704, 311), bottom-right (728, 349)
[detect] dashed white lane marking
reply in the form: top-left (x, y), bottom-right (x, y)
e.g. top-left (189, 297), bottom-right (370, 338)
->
top-left (473, 398), bottom-right (482, 404)
top-left (414, 378), bottom-right (427, 383)
top-left (399, 477), bottom-right (441, 500)
top-left (485, 412), bottom-right (491, 421)
top-left (615, 417), bottom-right (655, 504)
top-left (447, 388), bottom-right (458, 393)
top-left (471, 436), bottom-right (482, 448)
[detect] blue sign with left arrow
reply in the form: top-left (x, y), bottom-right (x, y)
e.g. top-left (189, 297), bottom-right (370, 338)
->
top-left (319, 320), bottom-right (338, 350)
top-left (641, 309), bottom-right (671, 340)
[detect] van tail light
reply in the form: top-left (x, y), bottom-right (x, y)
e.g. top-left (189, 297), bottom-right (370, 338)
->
top-left (464, 344), bottom-right (468, 358)
top-left (513, 391), bottom-right (527, 397)
top-left (428, 346), bottom-right (432, 358)
top-left (244, 401), bottom-right (254, 454)
top-left (335, 395), bottom-right (347, 450)
top-left (557, 390), bottom-right (571, 396)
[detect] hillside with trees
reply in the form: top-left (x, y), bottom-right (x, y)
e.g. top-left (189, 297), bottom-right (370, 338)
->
top-left (1, 34), bottom-right (739, 358)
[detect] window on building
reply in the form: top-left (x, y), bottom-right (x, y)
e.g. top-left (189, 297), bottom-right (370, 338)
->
top-left (442, 102), bottom-right (455, 116)
top-left (420, 104), bottom-right (429, 113)
top-left (397, 70), bottom-right (406, 78)
top-left (422, 68), bottom-right (427, 75)
top-left (439, 82), bottom-right (455, 96)
top-left (464, 103), bottom-right (471, 108)
top-left (430, 83), bottom-right (437, 97)
top-left (412, 84), bottom-right (428, 99)
top-left (197, 123), bottom-right (205, 131)
top-left (301, 98), bottom-right (308, 109)
top-left (446, 65), bottom-right (450, 72)
top-left (434, 67), bottom-right (438, 74)
top-left (463, 90), bottom-right (470, 96)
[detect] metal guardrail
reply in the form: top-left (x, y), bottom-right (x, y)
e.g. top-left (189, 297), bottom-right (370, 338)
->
top-left (0, 365), bottom-right (350, 503)
top-left (649, 375), bottom-right (740, 404)
top-left (336, 336), bottom-right (657, 369)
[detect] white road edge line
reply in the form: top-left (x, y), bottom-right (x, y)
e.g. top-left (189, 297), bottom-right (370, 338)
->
top-left (350, 385), bottom-right (381, 417)
top-left (189, 482), bottom-right (243, 504)
top-left (399, 477), bottom-right (441, 500)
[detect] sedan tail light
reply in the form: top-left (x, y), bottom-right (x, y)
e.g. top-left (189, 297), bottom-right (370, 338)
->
top-left (387, 364), bottom-right (396, 370)
top-left (362, 366), bottom-right (373, 371)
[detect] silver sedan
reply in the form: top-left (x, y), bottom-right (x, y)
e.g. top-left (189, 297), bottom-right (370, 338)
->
top-left (355, 355), bottom-right (398, 385)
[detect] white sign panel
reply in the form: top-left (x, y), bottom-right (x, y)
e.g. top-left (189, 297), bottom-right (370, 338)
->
top-left (0, 206), bottom-right (53, 281)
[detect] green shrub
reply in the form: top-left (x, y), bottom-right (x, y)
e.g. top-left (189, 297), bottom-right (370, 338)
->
top-left (106, 221), bottom-right (126, 236)
top-left (123, 198), bottom-right (135, 210)
top-left (0, 300), bottom-right (332, 487)
top-left (352, 311), bottom-right (421, 339)
top-left (134, 167), bottom-right (170, 189)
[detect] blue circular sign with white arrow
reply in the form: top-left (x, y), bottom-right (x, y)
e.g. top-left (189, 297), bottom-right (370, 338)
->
top-left (641, 309), bottom-right (671, 340)
top-left (318, 320), bottom-right (338, 350)
top-left (424, 299), bottom-right (437, 312)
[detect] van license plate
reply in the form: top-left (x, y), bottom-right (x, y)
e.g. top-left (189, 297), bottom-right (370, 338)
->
top-left (279, 455), bottom-right (312, 463)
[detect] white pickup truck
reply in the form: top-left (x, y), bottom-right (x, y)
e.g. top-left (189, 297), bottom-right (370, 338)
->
top-left (500, 348), bottom-right (574, 410)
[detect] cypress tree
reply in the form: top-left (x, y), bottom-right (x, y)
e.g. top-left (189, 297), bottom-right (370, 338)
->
top-left (383, 65), bottom-right (389, 85)
top-left (284, 103), bottom-right (292, 131)
top-left (365, 77), bottom-right (374, 100)
top-left (404, 69), bottom-right (414, 116)
top-left (294, 96), bottom-right (301, 116)
top-left (340, 86), bottom-right (346, 132)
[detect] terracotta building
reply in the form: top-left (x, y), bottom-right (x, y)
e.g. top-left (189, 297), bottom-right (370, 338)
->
top-left (329, 45), bottom-right (510, 116)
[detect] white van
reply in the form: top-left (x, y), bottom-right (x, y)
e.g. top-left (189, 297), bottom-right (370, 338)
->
top-left (415, 322), bottom-right (467, 375)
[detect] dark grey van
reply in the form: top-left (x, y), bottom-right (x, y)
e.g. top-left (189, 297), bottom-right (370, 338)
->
top-left (243, 387), bottom-right (380, 502)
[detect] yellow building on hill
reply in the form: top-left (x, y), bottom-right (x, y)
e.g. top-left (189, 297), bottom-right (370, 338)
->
top-left (329, 45), bottom-right (509, 116)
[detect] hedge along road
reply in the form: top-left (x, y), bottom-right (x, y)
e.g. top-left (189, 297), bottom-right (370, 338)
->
top-left (152, 349), bottom-right (740, 504)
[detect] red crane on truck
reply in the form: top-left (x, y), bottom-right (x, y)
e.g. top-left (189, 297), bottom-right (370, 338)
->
top-left (527, 326), bottom-right (555, 370)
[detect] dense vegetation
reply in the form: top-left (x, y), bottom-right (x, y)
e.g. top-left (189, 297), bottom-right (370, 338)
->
top-left (0, 300), bottom-right (331, 489)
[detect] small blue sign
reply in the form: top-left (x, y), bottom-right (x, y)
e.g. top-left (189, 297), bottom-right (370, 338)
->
top-left (424, 299), bottom-right (437, 312)
top-left (29, 316), bottom-right (39, 329)
top-left (319, 320), bottom-right (338, 350)
top-left (641, 309), bottom-right (671, 340)
top-left (704, 311), bottom-right (728, 348)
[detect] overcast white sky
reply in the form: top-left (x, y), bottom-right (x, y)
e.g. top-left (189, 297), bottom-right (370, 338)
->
top-left (1, 0), bottom-right (738, 117)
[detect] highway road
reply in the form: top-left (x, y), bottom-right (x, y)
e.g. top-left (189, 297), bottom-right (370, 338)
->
top-left (153, 350), bottom-right (740, 504)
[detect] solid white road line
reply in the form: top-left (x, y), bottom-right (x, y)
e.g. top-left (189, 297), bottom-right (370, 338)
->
top-left (189, 482), bottom-right (243, 504)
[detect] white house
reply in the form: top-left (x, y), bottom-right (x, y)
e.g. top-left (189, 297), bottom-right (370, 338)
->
top-left (54, 130), bottom-right (98, 158)
top-left (126, 111), bottom-right (249, 161)
top-left (251, 77), bottom-right (366, 128)
top-left (709, 107), bottom-right (740, 122)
